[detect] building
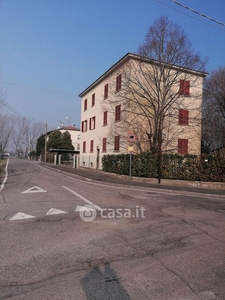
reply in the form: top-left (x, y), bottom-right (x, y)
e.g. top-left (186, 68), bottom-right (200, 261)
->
top-left (47, 126), bottom-right (80, 151)
top-left (59, 126), bottom-right (80, 151)
top-left (79, 53), bottom-right (207, 169)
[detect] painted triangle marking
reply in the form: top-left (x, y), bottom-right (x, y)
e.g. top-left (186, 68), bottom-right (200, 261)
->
top-left (46, 208), bottom-right (68, 215)
top-left (10, 212), bottom-right (36, 221)
top-left (21, 186), bottom-right (47, 194)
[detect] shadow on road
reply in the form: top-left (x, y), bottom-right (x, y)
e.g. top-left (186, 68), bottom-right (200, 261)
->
top-left (81, 262), bottom-right (131, 299)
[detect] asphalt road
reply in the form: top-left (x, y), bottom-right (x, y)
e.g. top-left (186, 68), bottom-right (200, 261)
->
top-left (0, 159), bottom-right (225, 300)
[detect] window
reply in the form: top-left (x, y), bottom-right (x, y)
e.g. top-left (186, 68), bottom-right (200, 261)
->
top-left (103, 111), bottom-right (108, 126)
top-left (115, 105), bottom-right (121, 121)
top-left (77, 144), bottom-right (80, 151)
top-left (83, 141), bottom-right (86, 153)
top-left (114, 135), bottom-right (120, 151)
top-left (178, 139), bottom-right (188, 154)
top-left (90, 140), bottom-right (94, 152)
top-left (179, 80), bottom-right (190, 96)
top-left (89, 116), bottom-right (96, 130)
top-left (84, 99), bottom-right (87, 110)
top-left (102, 137), bottom-right (107, 152)
top-left (81, 120), bottom-right (88, 132)
top-left (104, 84), bottom-right (108, 99)
top-left (116, 74), bottom-right (122, 92)
top-left (178, 109), bottom-right (189, 125)
top-left (92, 93), bottom-right (95, 106)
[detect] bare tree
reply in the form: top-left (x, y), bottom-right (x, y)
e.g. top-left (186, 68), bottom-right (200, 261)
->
top-left (11, 115), bottom-right (29, 158)
top-left (105, 16), bottom-right (207, 182)
top-left (0, 114), bottom-right (13, 154)
top-left (202, 66), bottom-right (225, 156)
top-left (24, 122), bottom-right (45, 154)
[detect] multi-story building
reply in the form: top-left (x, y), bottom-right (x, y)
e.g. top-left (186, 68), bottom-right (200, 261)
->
top-left (79, 53), bottom-right (207, 169)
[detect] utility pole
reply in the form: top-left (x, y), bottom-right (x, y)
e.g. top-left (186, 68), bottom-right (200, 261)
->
top-left (44, 123), bottom-right (47, 163)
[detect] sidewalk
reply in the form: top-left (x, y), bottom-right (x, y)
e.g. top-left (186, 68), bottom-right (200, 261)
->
top-left (39, 162), bottom-right (225, 198)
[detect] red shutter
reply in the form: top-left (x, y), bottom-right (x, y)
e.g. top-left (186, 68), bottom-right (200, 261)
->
top-left (92, 94), bottom-right (95, 106)
top-left (178, 139), bottom-right (188, 154)
top-left (82, 121), bottom-right (84, 132)
top-left (83, 141), bottom-right (86, 153)
top-left (178, 109), bottom-right (189, 125)
top-left (116, 75), bottom-right (121, 91)
top-left (114, 135), bottom-right (120, 151)
top-left (184, 81), bottom-right (190, 96)
top-left (104, 84), bottom-right (108, 99)
top-left (93, 116), bottom-right (96, 129)
top-left (84, 99), bottom-right (87, 110)
top-left (89, 118), bottom-right (91, 130)
top-left (103, 111), bottom-right (107, 125)
top-left (102, 138), bottom-right (107, 152)
top-left (115, 105), bottom-right (121, 121)
top-left (90, 140), bottom-right (94, 152)
top-left (179, 80), bottom-right (190, 96)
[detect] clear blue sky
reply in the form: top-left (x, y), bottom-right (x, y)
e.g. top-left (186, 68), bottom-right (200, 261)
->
top-left (0, 0), bottom-right (225, 129)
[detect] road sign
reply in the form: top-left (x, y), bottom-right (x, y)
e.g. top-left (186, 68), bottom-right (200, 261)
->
top-left (127, 132), bottom-right (136, 143)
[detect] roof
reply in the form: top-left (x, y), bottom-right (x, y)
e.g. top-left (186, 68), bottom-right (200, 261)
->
top-left (79, 52), bottom-right (208, 97)
top-left (60, 126), bottom-right (80, 131)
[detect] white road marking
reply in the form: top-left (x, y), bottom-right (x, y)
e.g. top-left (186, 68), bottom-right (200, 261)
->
top-left (9, 212), bottom-right (35, 220)
top-left (75, 205), bottom-right (96, 212)
top-left (0, 158), bottom-right (9, 192)
top-left (46, 208), bottom-right (68, 215)
top-left (62, 186), bottom-right (102, 211)
top-left (21, 186), bottom-right (47, 194)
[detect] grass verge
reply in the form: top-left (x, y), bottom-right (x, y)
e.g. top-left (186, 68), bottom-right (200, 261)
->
top-left (0, 159), bottom-right (7, 176)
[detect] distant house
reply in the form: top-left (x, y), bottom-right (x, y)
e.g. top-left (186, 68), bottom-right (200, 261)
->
top-left (79, 53), bottom-right (206, 169)
top-left (47, 126), bottom-right (80, 151)
top-left (59, 126), bottom-right (80, 151)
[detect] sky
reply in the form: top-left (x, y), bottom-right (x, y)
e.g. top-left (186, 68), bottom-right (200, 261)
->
top-left (0, 0), bottom-right (225, 130)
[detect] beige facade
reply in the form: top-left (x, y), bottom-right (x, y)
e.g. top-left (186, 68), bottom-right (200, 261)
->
top-left (79, 53), bottom-right (206, 169)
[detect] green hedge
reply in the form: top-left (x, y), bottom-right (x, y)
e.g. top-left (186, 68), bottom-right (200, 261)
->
top-left (102, 153), bottom-right (225, 182)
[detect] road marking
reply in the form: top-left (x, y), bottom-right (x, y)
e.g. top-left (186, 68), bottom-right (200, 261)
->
top-left (46, 208), bottom-right (68, 215)
top-left (0, 158), bottom-right (9, 192)
top-left (21, 186), bottom-right (47, 194)
top-left (9, 212), bottom-right (35, 220)
top-left (62, 186), bottom-right (102, 211)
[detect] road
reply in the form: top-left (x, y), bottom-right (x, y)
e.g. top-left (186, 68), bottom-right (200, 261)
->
top-left (0, 159), bottom-right (225, 300)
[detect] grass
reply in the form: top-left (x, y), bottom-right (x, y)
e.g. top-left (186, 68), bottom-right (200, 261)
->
top-left (0, 159), bottom-right (7, 174)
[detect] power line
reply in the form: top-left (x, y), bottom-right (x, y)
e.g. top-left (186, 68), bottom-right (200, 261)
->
top-left (171, 0), bottom-right (225, 27)
top-left (3, 81), bottom-right (76, 97)
top-left (155, 0), bottom-right (225, 32)
top-left (1, 98), bottom-right (44, 125)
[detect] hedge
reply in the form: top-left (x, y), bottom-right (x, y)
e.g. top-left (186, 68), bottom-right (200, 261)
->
top-left (102, 153), bottom-right (225, 182)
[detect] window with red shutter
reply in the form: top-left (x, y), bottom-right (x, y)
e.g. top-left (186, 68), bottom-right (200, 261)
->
top-left (84, 99), bottom-right (87, 110)
top-left (89, 117), bottom-right (96, 130)
top-left (81, 121), bottom-right (84, 132)
top-left (84, 120), bottom-right (87, 132)
top-left (114, 135), bottom-right (120, 151)
top-left (116, 74), bottom-right (122, 92)
top-left (92, 94), bottom-right (95, 106)
top-left (115, 105), bottom-right (121, 121)
top-left (103, 111), bottom-right (108, 126)
top-left (83, 141), bottom-right (86, 153)
top-left (178, 139), bottom-right (188, 154)
top-left (104, 84), bottom-right (108, 99)
top-left (179, 80), bottom-right (190, 96)
top-left (90, 140), bottom-right (94, 152)
top-left (102, 138), bottom-right (107, 152)
top-left (178, 109), bottom-right (189, 125)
